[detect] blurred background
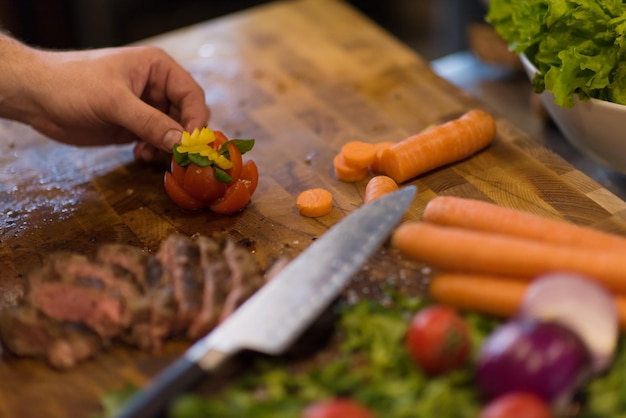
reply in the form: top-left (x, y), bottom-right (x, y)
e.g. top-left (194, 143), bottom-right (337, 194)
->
top-left (0, 0), bottom-right (488, 61)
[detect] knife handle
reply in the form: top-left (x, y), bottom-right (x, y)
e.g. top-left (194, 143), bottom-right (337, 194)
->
top-left (116, 349), bottom-right (230, 418)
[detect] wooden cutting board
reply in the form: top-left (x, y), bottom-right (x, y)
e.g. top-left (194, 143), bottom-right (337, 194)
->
top-left (2, 0), bottom-right (626, 417)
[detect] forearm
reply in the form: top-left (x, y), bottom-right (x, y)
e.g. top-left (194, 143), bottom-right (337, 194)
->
top-left (0, 32), bottom-right (45, 123)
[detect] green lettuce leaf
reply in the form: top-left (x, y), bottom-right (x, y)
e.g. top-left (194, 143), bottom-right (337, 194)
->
top-left (487, 0), bottom-right (626, 107)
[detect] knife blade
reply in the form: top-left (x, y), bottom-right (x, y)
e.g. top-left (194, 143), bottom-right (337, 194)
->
top-left (116, 185), bottom-right (416, 418)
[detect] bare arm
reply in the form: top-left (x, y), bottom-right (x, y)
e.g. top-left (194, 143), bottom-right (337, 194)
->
top-left (0, 33), bottom-right (210, 158)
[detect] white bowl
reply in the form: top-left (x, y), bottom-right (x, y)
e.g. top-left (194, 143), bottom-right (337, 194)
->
top-left (520, 53), bottom-right (626, 174)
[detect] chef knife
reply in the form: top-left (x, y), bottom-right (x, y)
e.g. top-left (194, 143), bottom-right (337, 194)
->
top-left (116, 185), bottom-right (416, 418)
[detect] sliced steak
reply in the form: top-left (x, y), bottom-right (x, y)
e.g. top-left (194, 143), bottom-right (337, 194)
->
top-left (218, 239), bottom-right (265, 323)
top-left (187, 235), bottom-right (264, 339)
top-left (1, 233), bottom-right (266, 368)
top-left (96, 244), bottom-right (172, 350)
top-left (0, 306), bottom-right (103, 369)
top-left (155, 234), bottom-right (205, 335)
top-left (27, 253), bottom-right (140, 339)
top-left (96, 243), bottom-right (164, 292)
top-left (186, 235), bottom-right (230, 339)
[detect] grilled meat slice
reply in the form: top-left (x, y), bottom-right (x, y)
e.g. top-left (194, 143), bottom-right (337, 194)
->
top-left (26, 253), bottom-right (141, 339)
top-left (155, 234), bottom-right (205, 335)
top-left (187, 235), bottom-right (264, 339)
top-left (0, 306), bottom-right (103, 369)
top-left (218, 239), bottom-right (265, 323)
top-left (96, 244), bottom-right (173, 350)
top-left (186, 235), bottom-right (230, 339)
top-left (0, 233), bottom-right (265, 368)
top-left (96, 243), bottom-right (162, 292)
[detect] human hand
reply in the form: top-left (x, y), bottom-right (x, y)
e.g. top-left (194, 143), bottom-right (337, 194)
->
top-left (2, 40), bottom-right (209, 159)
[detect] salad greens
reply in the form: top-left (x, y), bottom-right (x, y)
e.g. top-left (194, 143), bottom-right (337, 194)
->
top-left (100, 292), bottom-right (626, 417)
top-left (486, 0), bottom-right (626, 107)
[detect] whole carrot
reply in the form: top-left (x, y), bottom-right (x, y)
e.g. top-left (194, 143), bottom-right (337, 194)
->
top-left (429, 273), bottom-right (528, 318)
top-left (423, 195), bottom-right (626, 251)
top-left (364, 175), bottom-right (399, 204)
top-left (380, 110), bottom-right (497, 183)
top-left (429, 272), bottom-right (626, 331)
top-left (392, 221), bottom-right (626, 293)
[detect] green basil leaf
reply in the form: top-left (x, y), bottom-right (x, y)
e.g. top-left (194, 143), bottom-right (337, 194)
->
top-left (214, 167), bottom-right (233, 183)
top-left (173, 144), bottom-right (191, 166)
top-left (187, 153), bottom-right (214, 167)
top-left (219, 139), bottom-right (255, 157)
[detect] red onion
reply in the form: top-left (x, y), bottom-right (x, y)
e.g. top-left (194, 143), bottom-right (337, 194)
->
top-left (476, 318), bottom-right (591, 409)
top-left (518, 272), bottom-right (618, 374)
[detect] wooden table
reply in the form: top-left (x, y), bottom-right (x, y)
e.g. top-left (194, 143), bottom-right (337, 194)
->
top-left (2, 0), bottom-right (626, 417)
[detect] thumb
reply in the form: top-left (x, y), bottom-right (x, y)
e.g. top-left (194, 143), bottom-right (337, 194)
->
top-left (113, 94), bottom-right (183, 152)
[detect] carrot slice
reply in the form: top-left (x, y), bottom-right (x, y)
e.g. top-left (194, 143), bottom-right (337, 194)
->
top-left (380, 110), bottom-right (497, 183)
top-left (369, 141), bottom-right (395, 173)
top-left (333, 152), bottom-right (369, 182)
top-left (340, 141), bottom-right (377, 169)
top-left (391, 221), bottom-right (626, 293)
top-left (423, 195), bottom-right (626, 252)
top-left (296, 188), bottom-right (333, 217)
top-left (364, 175), bottom-right (398, 204)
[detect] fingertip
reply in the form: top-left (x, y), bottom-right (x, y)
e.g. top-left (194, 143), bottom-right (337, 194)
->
top-left (133, 142), bottom-right (157, 162)
top-left (141, 145), bottom-right (158, 161)
top-left (183, 103), bottom-right (211, 132)
top-left (163, 129), bottom-right (183, 150)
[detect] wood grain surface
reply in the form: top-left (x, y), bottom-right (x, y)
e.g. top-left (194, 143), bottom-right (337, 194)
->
top-left (2, 0), bottom-right (626, 417)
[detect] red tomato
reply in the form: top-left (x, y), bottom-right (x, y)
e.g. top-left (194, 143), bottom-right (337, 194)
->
top-left (405, 305), bottom-right (471, 374)
top-left (165, 130), bottom-right (259, 213)
top-left (226, 141), bottom-right (243, 184)
top-left (480, 392), bottom-right (553, 418)
top-left (182, 164), bottom-right (227, 203)
top-left (213, 130), bottom-right (229, 149)
top-left (170, 157), bottom-right (186, 186)
top-left (209, 180), bottom-right (251, 214)
top-left (163, 172), bottom-right (205, 211)
top-left (302, 399), bottom-right (374, 418)
top-left (240, 160), bottom-right (259, 195)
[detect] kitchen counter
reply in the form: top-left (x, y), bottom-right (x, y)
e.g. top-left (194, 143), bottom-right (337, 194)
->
top-left (2, 1), bottom-right (626, 417)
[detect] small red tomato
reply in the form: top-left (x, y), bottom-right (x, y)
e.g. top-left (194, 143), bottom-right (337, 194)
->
top-left (226, 141), bottom-right (243, 184)
top-left (170, 157), bottom-right (187, 186)
top-left (302, 398), bottom-right (374, 418)
top-left (163, 172), bottom-right (205, 211)
top-left (183, 164), bottom-right (227, 204)
top-left (213, 130), bottom-right (229, 149)
top-left (481, 392), bottom-right (553, 418)
top-left (406, 305), bottom-right (471, 374)
top-left (240, 160), bottom-right (259, 195)
top-left (209, 179), bottom-right (251, 214)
